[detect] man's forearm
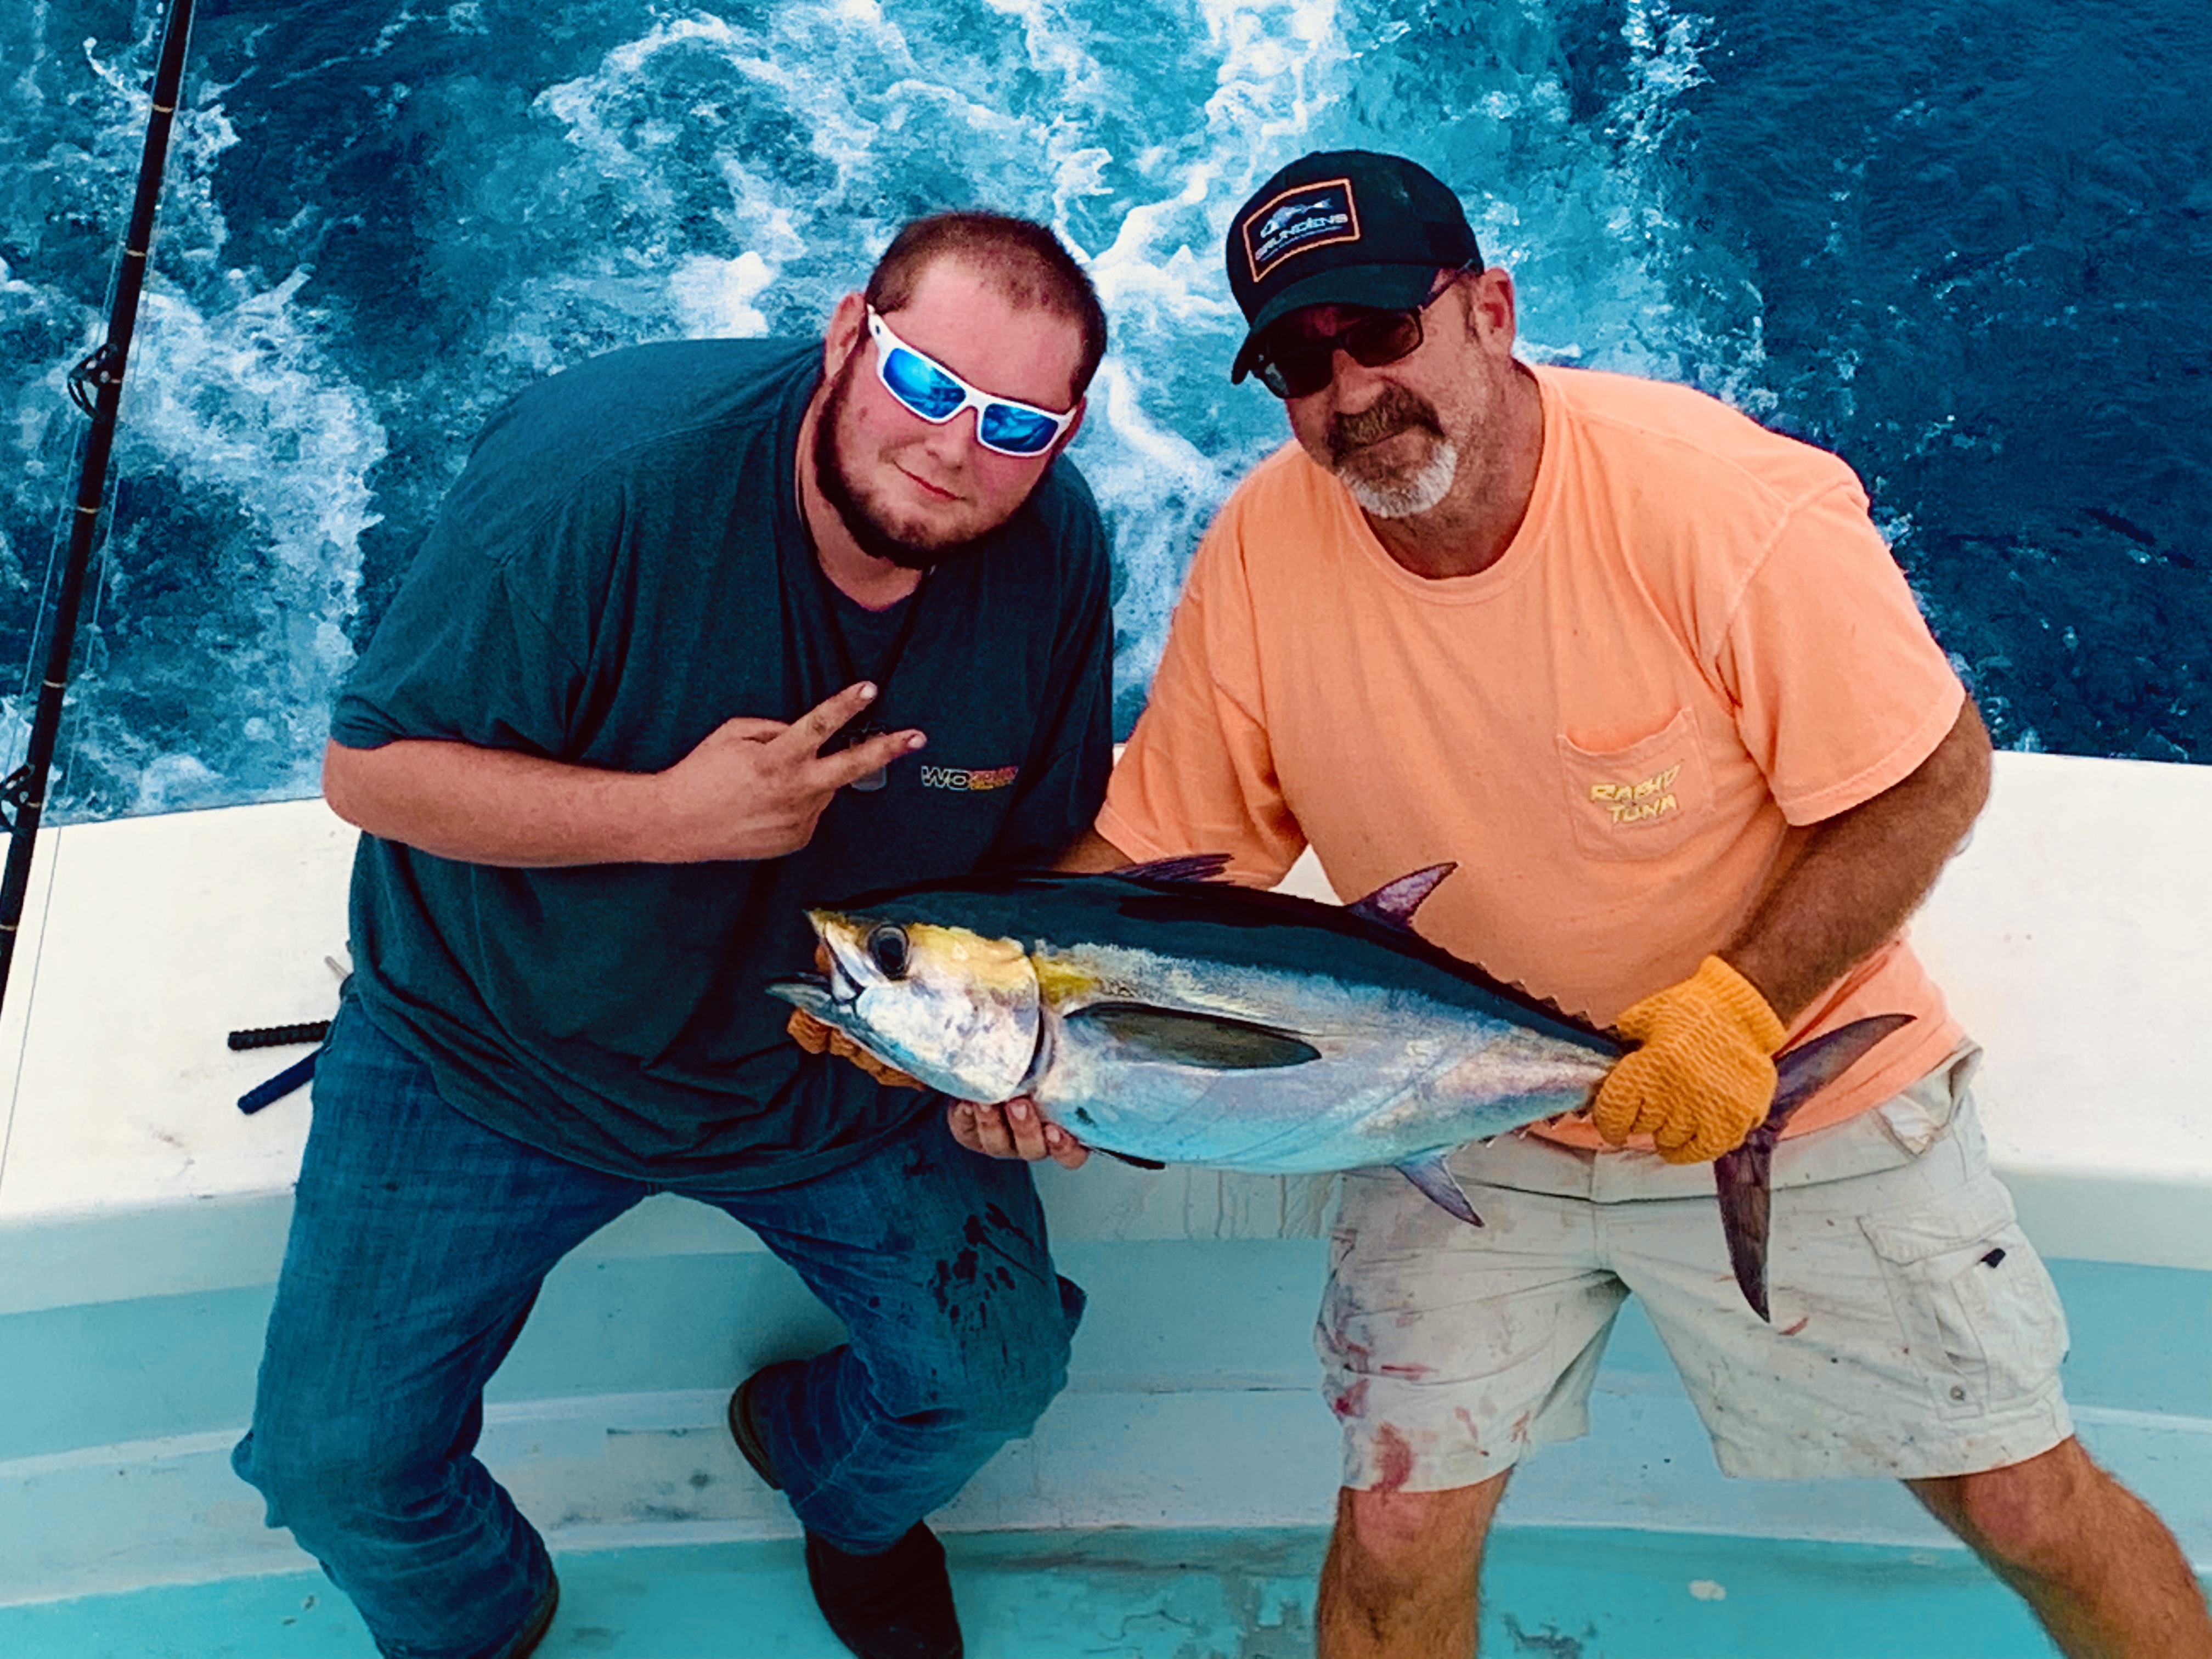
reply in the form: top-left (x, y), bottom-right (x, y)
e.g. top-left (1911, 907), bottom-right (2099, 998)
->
top-left (324, 686), bottom-right (917, 867)
top-left (1054, 826), bottom-right (1133, 873)
top-left (322, 739), bottom-right (669, 867)
top-left (1723, 698), bottom-right (1992, 1023)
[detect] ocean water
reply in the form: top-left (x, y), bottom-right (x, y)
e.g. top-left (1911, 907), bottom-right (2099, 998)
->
top-left (1, 0), bottom-right (2205, 820)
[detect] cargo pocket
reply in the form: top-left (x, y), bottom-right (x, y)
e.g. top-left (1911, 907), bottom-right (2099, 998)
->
top-left (1556, 708), bottom-right (1709, 860)
top-left (1860, 1184), bottom-right (2069, 1418)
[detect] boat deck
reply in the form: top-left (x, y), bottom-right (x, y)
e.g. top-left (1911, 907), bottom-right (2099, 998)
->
top-left (2, 753), bottom-right (2208, 1652)
top-left (6, 1523), bottom-right (2151, 1659)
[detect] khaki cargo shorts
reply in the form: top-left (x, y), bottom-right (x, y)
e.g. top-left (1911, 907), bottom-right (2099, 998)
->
top-left (1317, 1045), bottom-right (2073, 1491)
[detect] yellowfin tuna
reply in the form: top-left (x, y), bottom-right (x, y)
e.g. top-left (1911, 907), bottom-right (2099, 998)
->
top-left (771, 859), bottom-right (1906, 1319)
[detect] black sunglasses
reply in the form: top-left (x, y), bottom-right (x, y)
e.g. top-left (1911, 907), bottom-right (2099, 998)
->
top-left (1251, 269), bottom-right (1469, 400)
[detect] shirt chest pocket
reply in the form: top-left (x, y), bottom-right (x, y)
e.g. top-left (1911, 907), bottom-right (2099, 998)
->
top-left (1556, 707), bottom-right (1710, 861)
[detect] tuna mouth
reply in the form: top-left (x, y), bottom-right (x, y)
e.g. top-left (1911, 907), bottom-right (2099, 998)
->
top-left (763, 970), bottom-right (850, 1025)
top-left (768, 916), bottom-right (872, 1027)
top-left (816, 929), bottom-right (872, 1000)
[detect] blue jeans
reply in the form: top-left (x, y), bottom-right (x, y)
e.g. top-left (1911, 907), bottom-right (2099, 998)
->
top-left (232, 1002), bottom-right (1084, 1659)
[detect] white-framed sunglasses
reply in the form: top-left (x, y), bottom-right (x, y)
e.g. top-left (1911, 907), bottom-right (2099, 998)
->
top-left (865, 307), bottom-right (1079, 458)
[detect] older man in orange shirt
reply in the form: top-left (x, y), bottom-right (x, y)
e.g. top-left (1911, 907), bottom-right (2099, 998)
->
top-left (953, 151), bottom-right (2211, 1659)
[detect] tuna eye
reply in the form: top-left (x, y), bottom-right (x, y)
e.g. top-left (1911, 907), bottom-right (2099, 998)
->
top-left (865, 924), bottom-right (910, 980)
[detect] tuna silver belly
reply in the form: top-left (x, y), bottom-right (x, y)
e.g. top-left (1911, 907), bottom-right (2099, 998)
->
top-left (1029, 961), bottom-right (1613, 1173)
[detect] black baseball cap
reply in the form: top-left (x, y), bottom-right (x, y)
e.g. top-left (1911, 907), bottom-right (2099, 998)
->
top-left (1225, 150), bottom-right (1482, 383)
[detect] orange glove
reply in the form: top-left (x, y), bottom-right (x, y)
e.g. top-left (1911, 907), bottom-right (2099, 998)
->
top-left (1592, 955), bottom-right (1786, 1164)
top-left (787, 1007), bottom-right (925, 1091)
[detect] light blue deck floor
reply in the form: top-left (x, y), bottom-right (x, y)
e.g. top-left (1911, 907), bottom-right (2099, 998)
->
top-left (6, 1523), bottom-right (2164, 1659)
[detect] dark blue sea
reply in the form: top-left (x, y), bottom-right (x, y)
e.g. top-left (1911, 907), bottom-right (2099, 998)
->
top-left (2, 0), bottom-right (2206, 819)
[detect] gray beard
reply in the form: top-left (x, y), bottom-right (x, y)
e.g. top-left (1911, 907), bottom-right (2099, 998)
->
top-left (1326, 386), bottom-right (1460, 520)
top-left (1341, 441), bottom-right (1460, 518)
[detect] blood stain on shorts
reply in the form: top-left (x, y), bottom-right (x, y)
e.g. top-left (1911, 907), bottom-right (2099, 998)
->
top-left (1372, 1424), bottom-right (1415, 1493)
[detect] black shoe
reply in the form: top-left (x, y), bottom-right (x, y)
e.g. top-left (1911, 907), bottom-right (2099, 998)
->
top-left (728, 1361), bottom-right (805, 1492)
top-left (731, 1364), bottom-right (962, 1658)
top-left (804, 1523), bottom-right (963, 1659)
top-left (480, 1565), bottom-right (559, 1659)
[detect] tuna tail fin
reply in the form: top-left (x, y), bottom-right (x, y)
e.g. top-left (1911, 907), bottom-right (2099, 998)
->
top-left (1769, 1014), bottom-right (1915, 1130)
top-left (1398, 1152), bottom-right (1485, 1227)
top-left (1713, 1013), bottom-right (1916, 1322)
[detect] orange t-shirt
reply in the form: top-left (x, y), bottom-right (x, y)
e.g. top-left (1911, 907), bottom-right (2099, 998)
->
top-left (1098, 364), bottom-right (1965, 1147)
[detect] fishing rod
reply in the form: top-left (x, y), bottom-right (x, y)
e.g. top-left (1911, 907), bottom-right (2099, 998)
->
top-left (0, 0), bottom-right (199, 1014)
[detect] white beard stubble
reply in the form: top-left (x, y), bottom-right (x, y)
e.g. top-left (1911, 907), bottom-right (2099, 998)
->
top-left (1339, 439), bottom-right (1462, 518)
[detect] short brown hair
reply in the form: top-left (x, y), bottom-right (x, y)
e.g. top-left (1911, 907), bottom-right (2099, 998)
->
top-left (864, 211), bottom-right (1109, 399)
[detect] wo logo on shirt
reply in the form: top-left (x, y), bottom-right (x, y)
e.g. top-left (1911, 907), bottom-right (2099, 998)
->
top-left (1588, 762), bottom-right (1681, 826)
top-left (920, 763), bottom-right (1019, 793)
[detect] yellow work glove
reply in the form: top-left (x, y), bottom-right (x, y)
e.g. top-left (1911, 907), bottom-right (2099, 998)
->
top-left (1592, 955), bottom-right (1786, 1164)
top-left (787, 1007), bottom-right (926, 1091)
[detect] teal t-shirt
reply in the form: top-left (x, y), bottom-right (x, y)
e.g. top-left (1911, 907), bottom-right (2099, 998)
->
top-left (331, 338), bottom-right (1114, 1189)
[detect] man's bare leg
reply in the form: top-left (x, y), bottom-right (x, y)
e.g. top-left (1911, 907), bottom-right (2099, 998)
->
top-left (1909, 1437), bottom-right (2212, 1659)
top-left (1316, 1473), bottom-right (1510, 1659)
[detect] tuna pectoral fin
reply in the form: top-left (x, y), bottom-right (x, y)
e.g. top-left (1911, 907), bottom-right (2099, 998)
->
top-left (1065, 1003), bottom-right (1322, 1070)
top-left (1398, 1154), bottom-right (1485, 1227)
top-left (1714, 1013), bottom-right (1917, 1323)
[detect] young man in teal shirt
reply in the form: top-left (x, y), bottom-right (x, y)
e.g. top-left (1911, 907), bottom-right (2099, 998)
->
top-left (234, 212), bottom-right (1115, 1659)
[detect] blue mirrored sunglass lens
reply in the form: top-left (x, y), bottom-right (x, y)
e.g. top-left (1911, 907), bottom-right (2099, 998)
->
top-left (881, 347), bottom-right (967, 419)
top-left (977, 405), bottom-right (1062, 454)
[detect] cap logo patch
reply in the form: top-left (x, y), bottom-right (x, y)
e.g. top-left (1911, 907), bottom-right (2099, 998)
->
top-left (1243, 178), bottom-right (1361, 283)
